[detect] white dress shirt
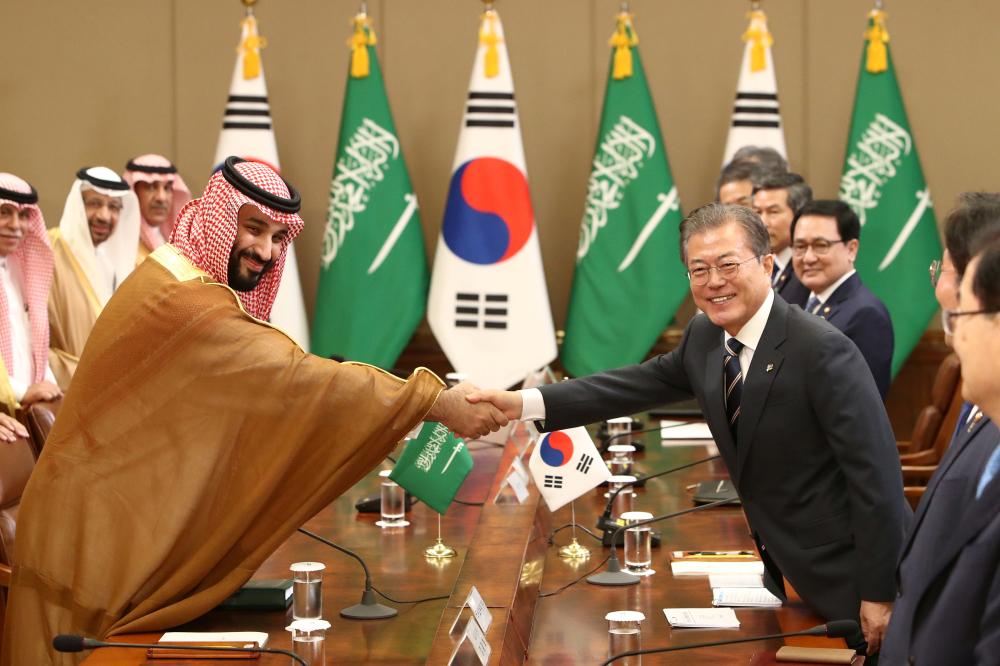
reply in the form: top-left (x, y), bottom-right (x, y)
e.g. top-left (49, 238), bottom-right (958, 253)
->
top-left (808, 269), bottom-right (856, 311)
top-left (771, 247), bottom-right (793, 286)
top-left (1, 258), bottom-right (57, 399)
top-left (519, 290), bottom-right (776, 420)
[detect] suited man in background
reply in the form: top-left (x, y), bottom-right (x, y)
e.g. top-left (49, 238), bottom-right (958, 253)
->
top-left (881, 194), bottom-right (1000, 665)
top-left (792, 199), bottom-right (894, 399)
top-left (471, 204), bottom-right (909, 658)
top-left (752, 170), bottom-right (812, 308)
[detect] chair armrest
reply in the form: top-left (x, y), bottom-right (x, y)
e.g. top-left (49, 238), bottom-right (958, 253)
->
top-left (897, 440), bottom-right (913, 454)
top-left (899, 449), bottom-right (940, 465)
top-left (901, 465), bottom-right (938, 484)
top-left (904, 486), bottom-right (926, 510)
top-left (0, 562), bottom-right (11, 587)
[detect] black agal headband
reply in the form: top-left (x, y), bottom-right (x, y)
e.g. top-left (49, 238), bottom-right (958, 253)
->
top-left (124, 159), bottom-right (177, 175)
top-left (0, 182), bottom-right (38, 205)
top-left (221, 156), bottom-right (301, 214)
top-left (76, 167), bottom-right (130, 191)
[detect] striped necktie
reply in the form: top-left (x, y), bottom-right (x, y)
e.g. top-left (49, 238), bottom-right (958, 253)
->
top-left (805, 295), bottom-right (820, 315)
top-left (724, 338), bottom-right (746, 443)
top-left (771, 262), bottom-right (780, 286)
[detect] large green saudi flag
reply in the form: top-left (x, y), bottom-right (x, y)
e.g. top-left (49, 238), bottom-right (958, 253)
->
top-left (312, 12), bottom-right (427, 367)
top-left (839, 9), bottom-right (941, 376)
top-left (561, 11), bottom-right (686, 377)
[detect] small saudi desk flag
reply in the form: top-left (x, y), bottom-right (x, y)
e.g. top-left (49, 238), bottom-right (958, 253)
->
top-left (391, 422), bottom-right (473, 515)
top-left (839, 8), bottom-right (941, 375)
top-left (311, 8), bottom-right (428, 368)
top-left (561, 9), bottom-right (686, 377)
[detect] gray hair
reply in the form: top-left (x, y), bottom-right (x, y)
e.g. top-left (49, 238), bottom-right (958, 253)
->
top-left (731, 145), bottom-right (789, 173)
top-left (754, 170), bottom-right (813, 214)
top-left (679, 203), bottom-right (771, 263)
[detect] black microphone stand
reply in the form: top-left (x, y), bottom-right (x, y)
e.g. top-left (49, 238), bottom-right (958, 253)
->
top-left (297, 528), bottom-right (397, 619)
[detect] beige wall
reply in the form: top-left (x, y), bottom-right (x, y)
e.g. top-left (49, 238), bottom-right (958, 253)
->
top-left (3, 0), bottom-right (999, 327)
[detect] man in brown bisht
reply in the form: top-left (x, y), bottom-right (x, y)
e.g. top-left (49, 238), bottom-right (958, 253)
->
top-left (47, 167), bottom-right (141, 389)
top-left (122, 154), bottom-right (192, 263)
top-left (2, 157), bottom-right (506, 665)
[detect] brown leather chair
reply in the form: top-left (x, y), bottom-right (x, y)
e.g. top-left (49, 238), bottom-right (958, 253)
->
top-left (897, 353), bottom-right (963, 461)
top-left (0, 432), bottom-right (36, 650)
top-left (18, 399), bottom-right (60, 459)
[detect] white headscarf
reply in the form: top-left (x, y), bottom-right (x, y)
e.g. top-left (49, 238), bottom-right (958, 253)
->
top-left (58, 166), bottom-right (141, 306)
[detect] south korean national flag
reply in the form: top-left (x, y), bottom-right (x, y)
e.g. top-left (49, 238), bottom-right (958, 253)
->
top-left (528, 427), bottom-right (611, 511)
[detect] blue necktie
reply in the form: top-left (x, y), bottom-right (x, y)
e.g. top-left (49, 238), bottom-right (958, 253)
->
top-left (976, 442), bottom-right (1000, 499)
top-left (724, 338), bottom-right (745, 443)
top-left (951, 401), bottom-right (975, 442)
top-left (771, 262), bottom-right (780, 286)
top-left (805, 295), bottom-right (820, 315)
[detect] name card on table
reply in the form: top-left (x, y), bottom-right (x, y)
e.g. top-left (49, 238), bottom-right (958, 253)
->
top-left (449, 585), bottom-right (493, 635)
top-left (447, 615), bottom-right (491, 665)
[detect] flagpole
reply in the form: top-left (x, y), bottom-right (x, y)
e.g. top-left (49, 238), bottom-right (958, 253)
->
top-left (558, 500), bottom-right (591, 560)
top-left (241, 0), bottom-right (255, 17)
top-left (426, 514), bottom-right (457, 560)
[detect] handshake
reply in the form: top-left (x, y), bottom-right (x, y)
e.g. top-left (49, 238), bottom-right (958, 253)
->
top-left (425, 382), bottom-right (525, 440)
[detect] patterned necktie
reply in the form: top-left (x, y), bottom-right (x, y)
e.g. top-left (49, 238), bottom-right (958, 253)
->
top-left (724, 338), bottom-right (746, 443)
top-left (771, 262), bottom-right (780, 286)
top-left (805, 295), bottom-right (820, 315)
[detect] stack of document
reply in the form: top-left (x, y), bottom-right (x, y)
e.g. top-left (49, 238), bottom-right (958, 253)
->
top-left (708, 573), bottom-right (782, 608)
top-left (663, 607), bottom-right (741, 628)
top-left (670, 550), bottom-right (765, 576)
top-left (660, 420), bottom-right (714, 440)
top-left (160, 632), bottom-right (269, 647)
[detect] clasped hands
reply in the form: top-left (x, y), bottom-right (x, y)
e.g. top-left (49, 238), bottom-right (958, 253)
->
top-left (426, 383), bottom-right (524, 440)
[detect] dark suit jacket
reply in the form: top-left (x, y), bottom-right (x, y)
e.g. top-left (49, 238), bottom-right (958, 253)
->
top-left (814, 273), bottom-right (894, 399)
top-left (537, 295), bottom-right (910, 623)
top-left (880, 412), bottom-right (1000, 665)
top-left (774, 261), bottom-right (810, 309)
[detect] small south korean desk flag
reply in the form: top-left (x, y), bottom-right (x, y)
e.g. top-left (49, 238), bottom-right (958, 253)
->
top-left (211, 10), bottom-right (310, 349)
top-left (426, 6), bottom-right (557, 389)
top-left (529, 427), bottom-right (611, 511)
top-left (721, 7), bottom-right (787, 164)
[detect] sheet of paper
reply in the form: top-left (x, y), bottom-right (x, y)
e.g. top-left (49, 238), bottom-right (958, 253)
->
top-left (660, 420), bottom-right (714, 440)
top-left (160, 632), bottom-right (269, 648)
top-left (709, 573), bottom-right (764, 589)
top-left (670, 560), bottom-right (765, 576)
top-left (712, 587), bottom-right (783, 607)
top-left (663, 607), bottom-right (740, 628)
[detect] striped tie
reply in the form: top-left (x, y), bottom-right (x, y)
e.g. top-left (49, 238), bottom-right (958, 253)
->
top-left (724, 338), bottom-right (745, 443)
top-left (805, 295), bottom-right (820, 315)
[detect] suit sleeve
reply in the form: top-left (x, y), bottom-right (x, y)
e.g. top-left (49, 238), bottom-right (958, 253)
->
top-left (839, 304), bottom-right (894, 400)
top-left (806, 329), bottom-right (909, 601)
top-left (536, 320), bottom-right (699, 432)
top-left (974, 533), bottom-right (1000, 664)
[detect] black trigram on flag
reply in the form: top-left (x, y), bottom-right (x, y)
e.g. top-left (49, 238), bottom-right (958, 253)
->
top-left (222, 94), bottom-right (273, 130)
top-left (465, 91), bottom-right (516, 129)
top-left (730, 92), bottom-right (781, 129)
top-left (576, 454), bottom-right (594, 475)
top-left (454, 293), bottom-right (509, 330)
top-left (543, 475), bottom-right (564, 489)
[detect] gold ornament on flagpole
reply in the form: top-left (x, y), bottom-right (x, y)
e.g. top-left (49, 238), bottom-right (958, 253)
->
top-left (558, 501), bottom-right (591, 560)
top-left (425, 514), bottom-right (457, 560)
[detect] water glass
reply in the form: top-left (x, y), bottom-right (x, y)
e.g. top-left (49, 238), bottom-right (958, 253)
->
top-left (289, 562), bottom-right (325, 620)
top-left (607, 475), bottom-right (636, 519)
top-left (286, 618), bottom-right (330, 665)
top-left (607, 444), bottom-right (636, 476)
top-left (606, 610), bottom-right (645, 665)
top-left (621, 511), bottom-right (654, 576)
top-left (376, 469), bottom-right (409, 528)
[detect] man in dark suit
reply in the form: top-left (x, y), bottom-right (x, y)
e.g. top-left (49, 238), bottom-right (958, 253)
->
top-left (469, 203), bottom-right (909, 658)
top-left (752, 170), bottom-right (812, 308)
top-left (880, 194), bottom-right (1000, 665)
top-left (791, 199), bottom-right (894, 398)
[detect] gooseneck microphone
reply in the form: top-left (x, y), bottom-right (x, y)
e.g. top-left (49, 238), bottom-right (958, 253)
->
top-left (297, 527), bottom-right (397, 620)
top-left (587, 497), bottom-right (740, 586)
top-left (53, 634), bottom-right (308, 666)
top-left (601, 620), bottom-right (861, 665)
top-left (596, 454), bottom-right (722, 544)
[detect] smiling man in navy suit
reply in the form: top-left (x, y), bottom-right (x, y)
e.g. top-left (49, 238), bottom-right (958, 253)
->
top-left (469, 203), bottom-right (910, 658)
top-left (792, 199), bottom-right (894, 399)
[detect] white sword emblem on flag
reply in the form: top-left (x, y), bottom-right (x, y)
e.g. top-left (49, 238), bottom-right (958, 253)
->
top-left (441, 441), bottom-right (465, 473)
top-left (878, 188), bottom-right (932, 271)
top-left (368, 192), bottom-right (419, 275)
top-left (617, 187), bottom-right (679, 273)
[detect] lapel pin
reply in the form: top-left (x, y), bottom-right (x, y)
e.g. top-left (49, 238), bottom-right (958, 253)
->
top-left (766, 363), bottom-right (774, 373)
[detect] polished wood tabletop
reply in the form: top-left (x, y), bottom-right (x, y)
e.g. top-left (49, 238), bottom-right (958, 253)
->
top-left (82, 420), bottom-right (855, 665)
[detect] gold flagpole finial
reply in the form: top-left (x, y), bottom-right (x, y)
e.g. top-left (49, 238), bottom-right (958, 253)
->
top-left (481, 0), bottom-right (494, 10)
top-left (620, 1), bottom-right (630, 12)
top-left (751, 0), bottom-right (761, 10)
top-left (874, 0), bottom-right (884, 9)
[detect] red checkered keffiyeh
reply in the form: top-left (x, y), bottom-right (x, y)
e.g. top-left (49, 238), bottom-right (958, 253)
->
top-left (123, 154), bottom-right (192, 251)
top-left (170, 160), bottom-right (304, 322)
top-left (0, 173), bottom-right (53, 383)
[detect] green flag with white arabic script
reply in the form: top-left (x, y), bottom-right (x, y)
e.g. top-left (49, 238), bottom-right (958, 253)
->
top-left (561, 11), bottom-right (686, 377)
top-left (390, 422), bottom-right (473, 515)
top-left (839, 9), bottom-right (941, 376)
top-left (311, 12), bottom-right (427, 368)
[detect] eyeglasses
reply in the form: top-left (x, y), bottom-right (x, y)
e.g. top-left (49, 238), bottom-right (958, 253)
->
top-left (929, 259), bottom-right (955, 288)
top-left (686, 255), bottom-right (762, 286)
top-left (791, 239), bottom-right (845, 257)
top-left (942, 308), bottom-right (998, 336)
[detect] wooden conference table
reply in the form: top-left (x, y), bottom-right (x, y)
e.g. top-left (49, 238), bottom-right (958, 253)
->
top-left (84, 419), bottom-right (852, 665)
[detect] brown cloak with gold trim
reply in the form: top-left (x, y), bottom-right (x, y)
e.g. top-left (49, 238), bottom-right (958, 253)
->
top-left (2, 245), bottom-right (443, 665)
top-left (46, 229), bottom-right (102, 391)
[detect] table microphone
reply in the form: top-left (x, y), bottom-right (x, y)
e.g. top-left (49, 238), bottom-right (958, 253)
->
top-left (601, 619), bottom-right (861, 665)
top-left (588, 497), bottom-right (740, 586)
top-left (52, 634), bottom-right (308, 666)
top-left (596, 453), bottom-right (722, 545)
top-left (297, 527), bottom-right (397, 619)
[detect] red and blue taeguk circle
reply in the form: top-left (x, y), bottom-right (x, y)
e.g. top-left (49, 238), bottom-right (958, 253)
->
top-left (442, 157), bottom-right (534, 265)
top-left (539, 431), bottom-right (574, 467)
